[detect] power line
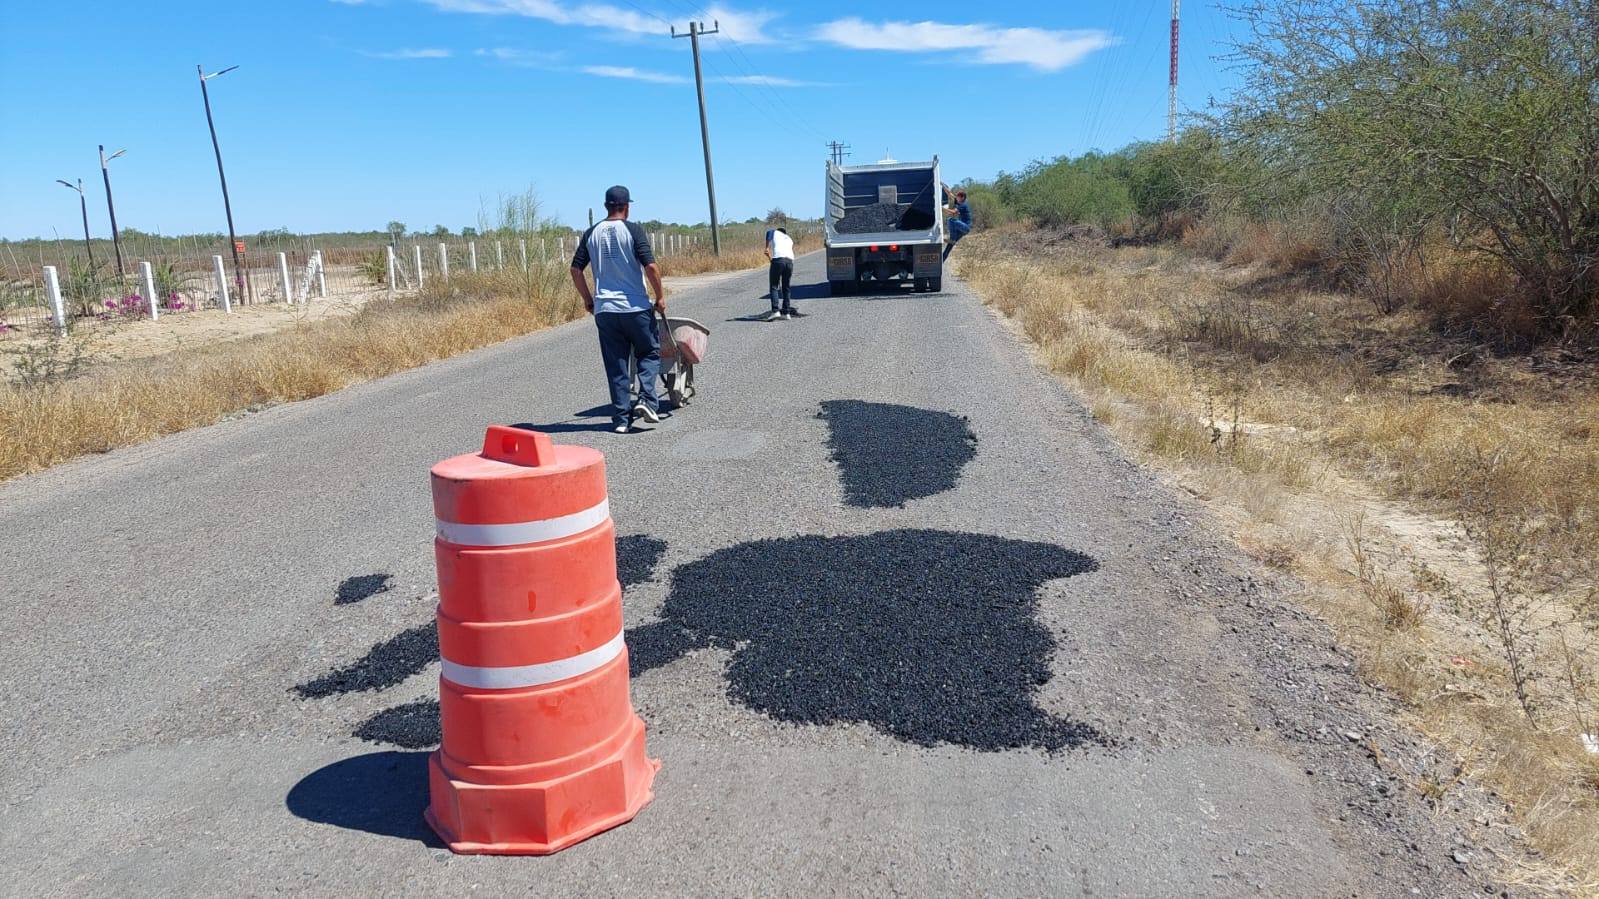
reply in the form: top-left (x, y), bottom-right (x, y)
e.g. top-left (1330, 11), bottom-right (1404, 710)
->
top-left (708, 31), bottom-right (828, 143)
top-left (693, 50), bottom-right (813, 146)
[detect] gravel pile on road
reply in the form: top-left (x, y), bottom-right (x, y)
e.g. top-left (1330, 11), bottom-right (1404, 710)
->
top-left (629, 529), bottom-right (1110, 752)
top-left (820, 400), bottom-right (977, 508)
top-left (293, 621), bottom-right (438, 699)
top-left (834, 203), bottom-right (935, 234)
top-left (335, 573), bottom-right (393, 605)
top-left (616, 535), bottom-right (667, 587)
top-left (356, 699), bottom-right (441, 748)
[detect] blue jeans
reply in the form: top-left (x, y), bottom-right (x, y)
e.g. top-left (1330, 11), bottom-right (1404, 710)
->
top-left (596, 310), bottom-right (659, 428)
top-left (768, 258), bottom-right (794, 310)
top-left (944, 220), bottom-right (971, 260)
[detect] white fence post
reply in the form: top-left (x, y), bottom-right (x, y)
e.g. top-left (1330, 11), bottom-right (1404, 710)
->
top-left (386, 246), bottom-right (396, 301)
top-left (438, 243), bottom-right (449, 282)
top-left (277, 252), bottom-right (293, 305)
top-left (540, 238), bottom-right (546, 264)
top-left (315, 251), bottom-right (327, 298)
top-left (414, 244), bottom-right (424, 289)
top-left (43, 266), bottom-right (67, 335)
top-left (139, 261), bottom-right (159, 321)
top-left (519, 239), bottom-right (527, 270)
top-left (213, 255), bottom-right (233, 313)
top-left (495, 240), bottom-right (503, 270)
top-left (469, 241), bottom-right (478, 273)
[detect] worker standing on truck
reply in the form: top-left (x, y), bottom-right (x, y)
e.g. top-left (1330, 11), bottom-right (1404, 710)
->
top-left (764, 227), bottom-right (799, 321)
top-left (570, 185), bottom-right (667, 434)
top-left (942, 183), bottom-right (972, 260)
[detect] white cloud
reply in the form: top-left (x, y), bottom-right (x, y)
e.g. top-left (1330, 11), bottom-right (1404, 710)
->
top-left (421, 0), bottom-right (779, 43)
top-left (814, 18), bottom-right (1115, 72)
top-left (722, 74), bottom-right (827, 88)
top-left (423, 0), bottom-right (659, 36)
top-left (474, 47), bottom-right (563, 66)
top-left (364, 48), bottom-right (453, 59)
top-left (700, 5), bottom-right (776, 44)
top-left (580, 65), bottom-right (689, 84)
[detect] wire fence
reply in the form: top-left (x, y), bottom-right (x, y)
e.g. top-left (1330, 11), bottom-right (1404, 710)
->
top-left (0, 223), bottom-right (805, 341)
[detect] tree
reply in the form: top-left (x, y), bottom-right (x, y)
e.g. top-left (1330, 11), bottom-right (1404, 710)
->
top-left (461, 226), bottom-right (478, 239)
top-left (387, 221), bottom-right (407, 242)
top-left (1214, 0), bottom-right (1599, 331)
top-left (765, 207), bottom-right (789, 226)
top-left (432, 225), bottom-right (450, 238)
top-left (478, 187), bottom-right (556, 238)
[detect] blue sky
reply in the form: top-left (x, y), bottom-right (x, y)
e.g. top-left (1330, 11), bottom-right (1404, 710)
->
top-left (0, 1), bottom-right (1244, 240)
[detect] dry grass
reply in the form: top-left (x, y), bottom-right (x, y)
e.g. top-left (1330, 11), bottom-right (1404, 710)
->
top-left (657, 232), bottom-right (822, 277)
top-left (959, 223), bottom-right (1599, 894)
top-left (1, 248), bottom-right (772, 482)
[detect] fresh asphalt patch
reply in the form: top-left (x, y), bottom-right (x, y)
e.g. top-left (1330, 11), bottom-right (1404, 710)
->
top-left (334, 573), bottom-right (393, 605)
top-left (292, 621), bottom-right (438, 699)
top-left (627, 529), bottom-right (1112, 752)
top-left (354, 699), bottom-right (440, 749)
top-left (617, 534), bottom-right (668, 588)
top-left (819, 400), bottom-right (977, 508)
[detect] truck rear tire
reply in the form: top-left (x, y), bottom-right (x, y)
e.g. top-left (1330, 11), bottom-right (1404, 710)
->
top-left (829, 279), bottom-right (853, 297)
top-left (929, 277), bottom-right (942, 293)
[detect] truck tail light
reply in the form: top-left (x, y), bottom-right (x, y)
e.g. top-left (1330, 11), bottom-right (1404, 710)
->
top-left (869, 245), bottom-right (878, 252)
top-left (890, 245), bottom-right (899, 251)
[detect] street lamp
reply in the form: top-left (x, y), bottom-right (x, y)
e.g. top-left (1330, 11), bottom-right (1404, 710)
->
top-left (55, 178), bottom-right (95, 270)
top-left (99, 145), bottom-right (127, 277)
top-left (198, 64), bottom-right (245, 302)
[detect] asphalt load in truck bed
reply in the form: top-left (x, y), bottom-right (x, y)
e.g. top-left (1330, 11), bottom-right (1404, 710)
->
top-left (834, 203), bottom-right (937, 234)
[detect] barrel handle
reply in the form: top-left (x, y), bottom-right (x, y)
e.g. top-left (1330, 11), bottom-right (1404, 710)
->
top-left (480, 425), bottom-right (556, 467)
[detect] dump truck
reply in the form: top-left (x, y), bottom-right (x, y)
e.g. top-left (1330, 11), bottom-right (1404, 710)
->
top-left (823, 156), bottom-right (944, 295)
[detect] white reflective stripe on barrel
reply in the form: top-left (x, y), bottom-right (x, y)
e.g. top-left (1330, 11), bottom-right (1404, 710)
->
top-left (436, 499), bottom-right (609, 547)
top-left (441, 631), bottom-right (626, 690)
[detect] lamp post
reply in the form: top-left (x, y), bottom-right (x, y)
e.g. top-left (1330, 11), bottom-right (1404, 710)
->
top-left (55, 178), bottom-right (95, 270)
top-left (99, 145), bottom-right (127, 277)
top-left (198, 64), bottom-right (245, 301)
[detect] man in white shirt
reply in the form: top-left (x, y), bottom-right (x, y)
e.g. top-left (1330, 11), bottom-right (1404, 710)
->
top-left (763, 227), bottom-right (801, 321)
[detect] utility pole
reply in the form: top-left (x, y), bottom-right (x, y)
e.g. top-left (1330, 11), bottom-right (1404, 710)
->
top-left (55, 178), bottom-right (95, 270)
top-left (99, 145), bottom-right (127, 277)
top-left (198, 64), bottom-right (247, 301)
top-left (827, 141), bottom-right (851, 166)
top-left (671, 20), bottom-right (721, 255)
top-left (1168, 0), bottom-right (1180, 142)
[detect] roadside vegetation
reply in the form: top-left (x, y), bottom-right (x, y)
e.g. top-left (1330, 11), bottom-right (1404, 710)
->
top-left (950, 1), bottom-right (1598, 891)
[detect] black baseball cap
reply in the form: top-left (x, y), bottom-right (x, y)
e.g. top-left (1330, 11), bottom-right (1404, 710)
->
top-left (604, 185), bottom-right (632, 206)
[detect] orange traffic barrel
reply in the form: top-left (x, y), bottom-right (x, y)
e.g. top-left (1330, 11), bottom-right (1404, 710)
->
top-left (425, 425), bottom-right (659, 854)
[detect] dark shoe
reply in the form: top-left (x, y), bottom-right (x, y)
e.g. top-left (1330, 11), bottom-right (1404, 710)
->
top-left (632, 403), bottom-right (660, 424)
top-left (783, 308), bottom-right (804, 318)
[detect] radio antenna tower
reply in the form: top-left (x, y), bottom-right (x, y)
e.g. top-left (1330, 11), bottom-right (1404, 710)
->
top-left (1168, 0), bottom-right (1180, 141)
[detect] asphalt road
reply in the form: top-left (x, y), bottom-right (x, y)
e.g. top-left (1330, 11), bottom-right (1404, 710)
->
top-left (0, 253), bottom-right (1495, 896)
